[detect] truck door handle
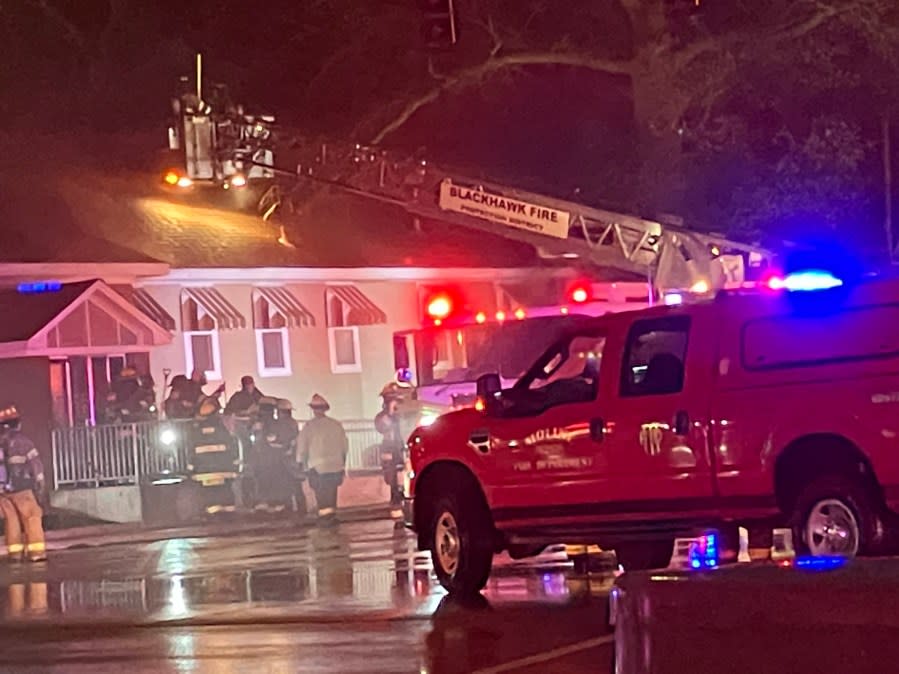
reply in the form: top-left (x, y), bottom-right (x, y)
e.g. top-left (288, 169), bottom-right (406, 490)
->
top-left (674, 411), bottom-right (690, 436)
top-left (590, 418), bottom-right (605, 442)
top-left (469, 430), bottom-right (491, 454)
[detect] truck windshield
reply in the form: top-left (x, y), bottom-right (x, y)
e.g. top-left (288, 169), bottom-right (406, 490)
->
top-left (412, 316), bottom-right (590, 388)
top-left (497, 332), bottom-right (606, 416)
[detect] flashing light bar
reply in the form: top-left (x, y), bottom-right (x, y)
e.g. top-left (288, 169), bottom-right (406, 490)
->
top-left (17, 281), bottom-right (62, 294)
top-left (767, 270), bottom-right (843, 292)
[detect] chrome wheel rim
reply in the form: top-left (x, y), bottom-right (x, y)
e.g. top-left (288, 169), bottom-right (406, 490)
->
top-left (806, 498), bottom-right (859, 557)
top-left (435, 510), bottom-right (461, 576)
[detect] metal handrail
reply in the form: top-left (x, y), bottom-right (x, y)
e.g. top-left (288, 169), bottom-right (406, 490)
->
top-left (52, 418), bottom-right (383, 489)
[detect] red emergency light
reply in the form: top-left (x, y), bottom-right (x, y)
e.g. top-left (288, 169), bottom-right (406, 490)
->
top-left (570, 285), bottom-right (590, 304)
top-left (426, 293), bottom-right (454, 320)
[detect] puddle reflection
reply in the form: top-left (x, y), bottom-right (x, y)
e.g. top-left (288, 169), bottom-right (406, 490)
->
top-left (1, 533), bottom-right (614, 622)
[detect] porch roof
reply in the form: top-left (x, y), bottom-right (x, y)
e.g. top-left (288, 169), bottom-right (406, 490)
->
top-left (0, 280), bottom-right (172, 357)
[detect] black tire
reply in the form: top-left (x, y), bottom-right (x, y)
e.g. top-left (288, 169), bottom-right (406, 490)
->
top-left (791, 475), bottom-right (883, 557)
top-left (614, 540), bottom-right (673, 571)
top-left (428, 492), bottom-right (494, 595)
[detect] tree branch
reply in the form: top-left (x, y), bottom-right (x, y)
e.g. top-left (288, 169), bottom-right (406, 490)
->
top-left (370, 52), bottom-right (634, 145)
top-left (671, 1), bottom-right (845, 71)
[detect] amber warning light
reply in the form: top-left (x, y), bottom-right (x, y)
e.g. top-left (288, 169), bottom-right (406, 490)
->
top-left (164, 170), bottom-right (193, 188)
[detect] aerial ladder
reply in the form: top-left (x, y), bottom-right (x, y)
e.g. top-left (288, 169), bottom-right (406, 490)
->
top-left (164, 57), bottom-right (773, 299)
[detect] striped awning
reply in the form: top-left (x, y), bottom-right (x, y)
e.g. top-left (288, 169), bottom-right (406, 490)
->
top-left (327, 285), bottom-right (387, 326)
top-left (184, 287), bottom-right (246, 330)
top-left (131, 289), bottom-right (176, 331)
top-left (255, 287), bottom-right (315, 328)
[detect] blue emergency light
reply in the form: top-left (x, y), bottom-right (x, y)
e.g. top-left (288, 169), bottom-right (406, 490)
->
top-left (768, 270), bottom-right (843, 292)
top-left (688, 532), bottom-right (719, 569)
top-left (794, 555), bottom-right (847, 571)
top-left (17, 281), bottom-right (63, 294)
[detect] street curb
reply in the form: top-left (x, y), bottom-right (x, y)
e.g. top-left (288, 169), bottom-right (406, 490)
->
top-left (46, 504), bottom-right (395, 551)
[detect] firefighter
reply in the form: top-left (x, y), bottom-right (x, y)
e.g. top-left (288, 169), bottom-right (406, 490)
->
top-left (183, 369), bottom-right (208, 409)
top-left (186, 392), bottom-right (239, 515)
top-left (272, 399), bottom-right (304, 514)
top-left (164, 374), bottom-right (193, 419)
top-left (249, 397), bottom-right (279, 512)
top-left (106, 367), bottom-right (156, 423)
top-left (225, 376), bottom-right (264, 416)
top-left (297, 394), bottom-right (348, 525)
top-left (257, 399), bottom-right (299, 514)
top-left (375, 382), bottom-right (409, 520)
top-left (0, 406), bottom-right (46, 562)
top-left (224, 375), bottom-right (264, 463)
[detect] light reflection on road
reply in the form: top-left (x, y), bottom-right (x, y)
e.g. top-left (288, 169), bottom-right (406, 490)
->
top-left (0, 522), bottom-right (615, 627)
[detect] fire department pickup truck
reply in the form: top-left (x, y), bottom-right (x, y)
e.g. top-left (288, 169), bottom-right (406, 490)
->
top-left (405, 271), bottom-right (899, 593)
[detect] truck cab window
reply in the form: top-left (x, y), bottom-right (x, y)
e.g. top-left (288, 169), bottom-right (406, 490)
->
top-left (621, 317), bottom-right (690, 397)
top-left (501, 333), bottom-right (606, 416)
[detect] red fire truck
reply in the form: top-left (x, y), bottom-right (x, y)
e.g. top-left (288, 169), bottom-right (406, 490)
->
top-left (405, 269), bottom-right (899, 594)
top-left (392, 280), bottom-right (652, 429)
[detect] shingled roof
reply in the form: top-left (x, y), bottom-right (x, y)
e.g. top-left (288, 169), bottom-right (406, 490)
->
top-left (0, 163), bottom-right (545, 270)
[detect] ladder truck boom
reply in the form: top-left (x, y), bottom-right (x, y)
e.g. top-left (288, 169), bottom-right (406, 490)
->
top-left (163, 59), bottom-right (773, 296)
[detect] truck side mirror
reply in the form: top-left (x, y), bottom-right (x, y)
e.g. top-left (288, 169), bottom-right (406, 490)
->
top-left (476, 373), bottom-right (502, 414)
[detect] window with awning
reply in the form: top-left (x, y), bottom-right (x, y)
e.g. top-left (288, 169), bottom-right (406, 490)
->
top-left (325, 285), bottom-right (387, 327)
top-left (131, 289), bottom-right (176, 331)
top-left (252, 287), bottom-right (313, 377)
top-left (181, 288), bottom-right (246, 331)
top-left (253, 287), bottom-right (315, 328)
top-left (324, 285), bottom-right (384, 375)
top-left (180, 288), bottom-right (244, 381)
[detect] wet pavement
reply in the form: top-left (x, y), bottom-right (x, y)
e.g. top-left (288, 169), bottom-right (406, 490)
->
top-left (0, 519), bottom-right (616, 673)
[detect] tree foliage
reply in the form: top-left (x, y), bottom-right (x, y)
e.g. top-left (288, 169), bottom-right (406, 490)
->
top-left (7, 0), bottom-right (899, 251)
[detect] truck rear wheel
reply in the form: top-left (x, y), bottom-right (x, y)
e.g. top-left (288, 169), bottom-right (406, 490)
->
top-left (791, 475), bottom-right (882, 557)
top-left (428, 493), bottom-right (494, 595)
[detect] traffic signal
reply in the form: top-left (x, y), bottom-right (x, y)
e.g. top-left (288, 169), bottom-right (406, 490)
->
top-left (418, 0), bottom-right (457, 49)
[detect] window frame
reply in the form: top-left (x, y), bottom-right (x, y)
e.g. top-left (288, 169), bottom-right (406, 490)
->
top-left (328, 326), bottom-right (362, 374)
top-left (619, 315), bottom-right (691, 398)
top-left (255, 327), bottom-right (292, 377)
top-left (183, 329), bottom-right (222, 381)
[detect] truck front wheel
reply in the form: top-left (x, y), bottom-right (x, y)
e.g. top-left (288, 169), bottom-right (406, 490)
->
top-left (428, 493), bottom-right (494, 595)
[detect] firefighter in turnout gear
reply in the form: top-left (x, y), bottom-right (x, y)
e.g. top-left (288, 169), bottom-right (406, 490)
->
top-left (186, 392), bottom-right (239, 515)
top-left (0, 406), bottom-right (46, 562)
top-left (298, 395), bottom-right (347, 525)
top-left (272, 399), bottom-right (303, 513)
top-left (375, 382), bottom-right (409, 520)
top-left (253, 399), bottom-right (297, 513)
top-left (249, 397), bottom-right (279, 512)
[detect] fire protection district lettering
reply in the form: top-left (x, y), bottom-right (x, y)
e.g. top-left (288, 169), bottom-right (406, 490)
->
top-left (438, 179), bottom-right (570, 239)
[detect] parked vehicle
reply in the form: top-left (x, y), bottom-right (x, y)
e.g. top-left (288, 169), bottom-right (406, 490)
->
top-left (405, 270), bottom-right (899, 593)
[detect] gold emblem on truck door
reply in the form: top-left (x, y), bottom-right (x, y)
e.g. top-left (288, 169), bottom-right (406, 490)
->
top-left (639, 423), bottom-right (668, 456)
